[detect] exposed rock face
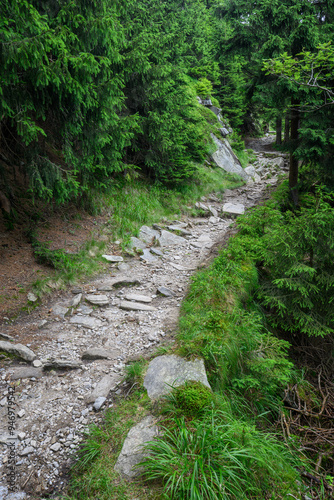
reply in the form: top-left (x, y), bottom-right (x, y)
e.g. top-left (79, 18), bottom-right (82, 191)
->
top-left (210, 134), bottom-right (249, 181)
top-left (143, 355), bottom-right (211, 400)
top-left (222, 203), bottom-right (245, 215)
top-left (114, 415), bottom-right (159, 478)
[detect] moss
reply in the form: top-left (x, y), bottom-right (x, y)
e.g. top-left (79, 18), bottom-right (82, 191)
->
top-left (173, 381), bottom-right (213, 417)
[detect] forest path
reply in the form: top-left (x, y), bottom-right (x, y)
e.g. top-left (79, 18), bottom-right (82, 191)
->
top-left (0, 137), bottom-right (288, 499)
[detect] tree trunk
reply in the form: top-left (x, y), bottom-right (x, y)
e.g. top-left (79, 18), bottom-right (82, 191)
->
top-left (284, 115), bottom-right (290, 144)
top-left (275, 117), bottom-right (282, 145)
top-left (289, 98), bottom-right (300, 205)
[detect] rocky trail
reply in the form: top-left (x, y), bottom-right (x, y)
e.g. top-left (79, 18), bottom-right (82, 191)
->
top-left (0, 137), bottom-right (288, 499)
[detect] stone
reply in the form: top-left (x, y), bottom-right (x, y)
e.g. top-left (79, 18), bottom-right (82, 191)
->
top-left (157, 286), bottom-right (175, 297)
top-left (52, 303), bottom-right (69, 318)
top-left (209, 216), bottom-right (220, 224)
top-left (70, 293), bottom-right (82, 308)
top-left (11, 367), bottom-right (43, 380)
top-left (43, 359), bottom-right (81, 370)
top-left (118, 263), bottom-right (130, 272)
top-left (158, 230), bottom-right (186, 247)
top-left (27, 292), bottom-right (37, 302)
top-left (195, 202), bottom-right (209, 212)
top-left (102, 254), bottom-right (124, 262)
top-left (129, 237), bottom-right (147, 250)
top-left (50, 442), bottom-right (61, 452)
top-left (18, 432), bottom-right (26, 441)
top-left (140, 248), bottom-right (158, 263)
top-left (114, 415), bottom-right (159, 478)
top-left (86, 374), bottom-right (121, 403)
top-left (222, 203), bottom-right (245, 215)
top-left (120, 301), bottom-right (156, 312)
top-left (210, 134), bottom-right (248, 181)
top-left (38, 320), bottom-right (48, 329)
top-left (143, 355), bottom-right (210, 400)
top-left (69, 315), bottom-right (103, 329)
top-left (150, 248), bottom-right (163, 256)
top-left (85, 294), bottom-right (109, 306)
top-left (0, 341), bottom-right (36, 362)
top-left (0, 487), bottom-right (26, 500)
top-left (82, 348), bottom-right (119, 360)
top-left (17, 409), bottom-right (25, 418)
top-left (208, 205), bottom-right (218, 218)
top-left (138, 226), bottom-right (160, 244)
top-left (167, 225), bottom-right (192, 236)
top-left (32, 359), bottom-right (43, 368)
top-left (99, 277), bottom-right (141, 290)
top-left (124, 293), bottom-right (152, 303)
top-left (0, 332), bottom-right (15, 341)
top-left (20, 446), bottom-right (34, 456)
top-left (93, 397), bottom-right (106, 411)
top-left (170, 263), bottom-right (195, 271)
top-left (220, 127), bottom-right (229, 137)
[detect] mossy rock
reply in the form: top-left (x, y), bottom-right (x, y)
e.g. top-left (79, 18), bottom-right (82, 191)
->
top-left (173, 381), bottom-right (213, 417)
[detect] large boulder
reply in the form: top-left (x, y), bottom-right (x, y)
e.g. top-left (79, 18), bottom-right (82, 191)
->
top-left (143, 355), bottom-right (210, 400)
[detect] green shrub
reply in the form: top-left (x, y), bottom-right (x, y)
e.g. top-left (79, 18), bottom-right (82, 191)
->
top-left (168, 381), bottom-right (213, 417)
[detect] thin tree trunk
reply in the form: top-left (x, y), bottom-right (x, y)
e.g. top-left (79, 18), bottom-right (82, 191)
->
top-left (275, 117), bottom-right (282, 145)
top-left (284, 115), bottom-right (290, 144)
top-left (289, 98), bottom-right (300, 205)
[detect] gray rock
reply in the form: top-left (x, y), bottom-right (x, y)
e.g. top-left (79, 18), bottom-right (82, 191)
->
top-left (202, 98), bottom-right (212, 106)
top-left (167, 225), bottom-right (192, 236)
top-left (118, 262), bottom-right (130, 272)
top-left (158, 230), bottom-right (186, 247)
top-left (86, 374), bottom-right (121, 403)
top-left (69, 315), bottom-right (103, 329)
top-left (150, 248), bottom-right (163, 256)
top-left (11, 367), bottom-right (43, 380)
top-left (50, 442), bottom-right (61, 452)
top-left (0, 341), bottom-right (36, 362)
top-left (17, 409), bottom-right (25, 418)
top-left (38, 319), bottom-right (48, 329)
top-left (210, 134), bottom-right (248, 181)
top-left (114, 415), bottom-right (159, 478)
top-left (85, 294), bottom-right (109, 306)
top-left (82, 348), bottom-right (119, 360)
top-left (120, 301), bottom-right (156, 312)
top-left (6, 491), bottom-right (27, 500)
top-left (43, 359), bottom-right (81, 370)
top-left (52, 303), bottom-right (69, 318)
top-left (157, 286), bottom-right (175, 297)
top-left (220, 127), bottom-right (229, 137)
top-left (138, 226), bottom-right (160, 244)
top-left (32, 359), bottom-right (43, 368)
top-left (99, 277), bottom-right (141, 290)
top-left (208, 205), bottom-right (218, 217)
top-left (102, 254), bottom-right (124, 262)
top-left (170, 263), bottom-right (195, 271)
top-left (143, 355), bottom-right (210, 400)
top-left (27, 292), bottom-right (37, 302)
top-left (124, 293), bottom-right (152, 303)
top-left (222, 203), bottom-right (245, 215)
top-left (70, 293), bottom-right (82, 308)
top-left (195, 202), bottom-right (209, 212)
top-left (209, 216), bottom-right (220, 224)
top-left (20, 446), bottom-right (34, 456)
top-left (0, 332), bottom-right (15, 341)
top-left (140, 248), bottom-right (158, 263)
top-left (93, 397), bottom-right (106, 411)
top-left (129, 237), bottom-right (147, 250)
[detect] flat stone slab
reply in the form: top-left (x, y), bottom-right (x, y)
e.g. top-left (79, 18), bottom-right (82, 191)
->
top-left (222, 203), bottom-right (245, 215)
top-left (43, 359), bottom-right (81, 370)
top-left (150, 248), bottom-right (163, 256)
top-left (86, 374), bottom-right (121, 403)
top-left (102, 255), bottom-right (124, 262)
top-left (138, 226), bottom-right (160, 244)
top-left (167, 225), bottom-right (192, 236)
top-left (140, 248), bottom-right (158, 263)
top-left (158, 230), bottom-right (186, 247)
top-left (114, 415), bottom-right (159, 478)
top-left (129, 237), bottom-right (147, 250)
top-left (120, 301), bottom-right (156, 312)
top-left (81, 348), bottom-right (120, 360)
top-left (144, 355), bottom-right (210, 400)
top-left (124, 293), bottom-right (152, 303)
top-left (69, 315), bottom-right (103, 329)
top-left (11, 367), bottom-right (43, 380)
top-left (70, 293), bottom-right (82, 308)
top-left (98, 277), bottom-right (141, 290)
top-left (52, 303), bottom-right (69, 318)
top-left (157, 286), bottom-right (175, 297)
top-left (0, 341), bottom-right (36, 362)
top-left (85, 294), bottom-right (109, 306)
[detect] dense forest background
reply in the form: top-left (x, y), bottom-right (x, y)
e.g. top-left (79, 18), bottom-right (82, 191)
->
top-left (1, 0), bottom-right (333, 208)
